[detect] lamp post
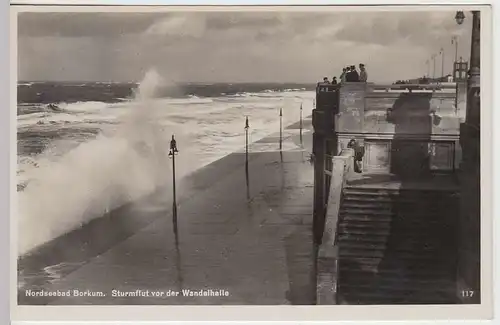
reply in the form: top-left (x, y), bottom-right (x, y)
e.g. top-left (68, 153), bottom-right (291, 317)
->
top-left (431, 54), bottom-right (437, 79)
top-left (279, 107), bottom-right (283, 151)
top-left (439, 47), bottom-right (445, 78)
top-left (244, 116), bottom-right (250, 199)
top-left (455, 10), bottom-right (480, 127)
top-left (425, 59), bottom-right (430, 77)
top-left (455, 9), bottom-right (480, 304)
top-left (245, 116), bottom-right (249, 164)
top-left (451, 35), bottom-right (459, 64)
top-left (168, 135), bottom-right (179, 236)
top-left (299, 102), bottom-right (303, 146)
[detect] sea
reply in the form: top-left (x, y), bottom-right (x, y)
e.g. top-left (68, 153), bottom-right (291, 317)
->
top-left (17, 69), bottom-right (316, 256)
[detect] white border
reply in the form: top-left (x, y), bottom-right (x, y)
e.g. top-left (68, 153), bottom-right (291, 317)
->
top-left (7, 1), bottom-right (497, 323)
top-left (7, 0), bottom-right (499, 6)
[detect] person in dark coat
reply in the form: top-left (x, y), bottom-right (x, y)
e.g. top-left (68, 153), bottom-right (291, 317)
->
top-left (349, 65), bottom-right (360, 82)
top-left (345, 66), bottom-right (353, 82)
top-left (347, 139), bottom-right (365, 173)
top-left (332, 77), bottom-right (338, 84)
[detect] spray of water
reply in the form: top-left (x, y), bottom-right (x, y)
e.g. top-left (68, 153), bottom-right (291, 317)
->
top-left (17, 68), bottom-right (181, 256)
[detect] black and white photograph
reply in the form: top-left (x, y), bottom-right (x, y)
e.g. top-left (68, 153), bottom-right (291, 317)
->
top-left (13, 4), bottom-right (489, 314)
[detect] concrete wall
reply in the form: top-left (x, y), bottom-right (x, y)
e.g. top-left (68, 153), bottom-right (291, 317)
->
top-left (335, 83), bottom-right (464, 173)
top-left (316, 149), bottom-right (355, 305)
top-left (364, 94), bottom-right (459, 136)
top-left (337, 84), bottom-right (462, 136)
top-left (456, 81), bottom-right (468, 122)
top-left (336, 83), bottom-right (366, 134)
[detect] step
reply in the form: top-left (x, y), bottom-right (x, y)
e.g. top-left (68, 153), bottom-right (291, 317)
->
top-left (337, 233), bottom-right (456, 251)
top-left (341, 201), bottom-right (451, 210)
top-left (338, 218), bottom-right (454, 231)
top-left (337, 224), bottom-right (454, 236)
top-left (339, 208), bottom-right (394, 217)
top-left (341, 201), bottom-right (394, 209)
top-left (338, 209), bottom-right (449, 220)
top-left (341, 201), bottom-right (451, 215)
top-left (344, 188), bottom-right (459, 197)
top-left (336, 226), bottom-right (452, 239)
top-left (338, 236), bottom-right (446, 256)
top-left (338, 256), bottom-right (456, 270)
top-left (341, 199), bottom-right (456, 211)
top-left (339, 214), bottom-right (451, 225)
top-left (337, 276), bottom-right (456, 291)
top-left (338, 264), bottom-right (455, 279)
top-left (342, 193), bottom-right (459, 203)
top-left (336, 239), bottom-right (457, 254)
top-left (338, 267), bottom-right (456, 281)
top-left (336, 226), bottom-right (455, 240)
top-left (338, 237), bottom-right (457, 250)
top-left (338, 247), bottom-right (456, 261)
top-left (337, 282), bottom-right (456, 298)
top-left (341, 199), bottom-right (456, 208)
top-left (337, 288), bottom-right (458, 305)
top-left (337, 220), bottom-right (451, 231)
top-left (338, 256), bottom-right (456, 268)
top-left (341, 201), bottom-right (456, 212)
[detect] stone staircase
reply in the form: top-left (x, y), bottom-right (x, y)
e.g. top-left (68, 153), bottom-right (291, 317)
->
top-left (336, 185), bottom-right (460, 304)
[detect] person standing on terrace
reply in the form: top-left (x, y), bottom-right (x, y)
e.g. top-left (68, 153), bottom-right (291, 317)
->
top-left (359, 63), bottom-right (368, 82)
top-left (339, 67), bottom-right (347, 83)
top-left (346, 65), bottom-right (359, 82)
top-left (350, 65), bottom-right (360, 82)
top-left (347, 139), bottom-right (364, 173)
top-left (345, 66), bottom-right (353, 81)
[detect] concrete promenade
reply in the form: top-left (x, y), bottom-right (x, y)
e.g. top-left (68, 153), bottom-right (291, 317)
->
top-left (19, 118), bottom-right (317, 305)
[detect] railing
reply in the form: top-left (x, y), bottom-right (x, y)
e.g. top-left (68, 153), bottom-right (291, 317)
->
top-left (316, 148), bottom-right (355, 305)
top-left (316, 83), bottom-right (341, 93)
top-left (316, 82), bottom-right (457, 94)
top-left (368, 82), bottom-right (457, 92)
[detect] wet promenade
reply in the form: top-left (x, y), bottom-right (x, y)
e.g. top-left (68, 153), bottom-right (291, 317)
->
top-left (18, 118), bottom-right (317, 305)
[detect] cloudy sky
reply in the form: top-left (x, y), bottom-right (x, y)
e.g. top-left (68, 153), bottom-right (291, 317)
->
top-left (17, 9), bottom-right (473, 83)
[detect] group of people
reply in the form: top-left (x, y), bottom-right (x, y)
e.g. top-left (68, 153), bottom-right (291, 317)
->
top-left (393, 76), bottom-right (432, 85)
top-left (320, 63), bottom-right (368, 85)
top-left (393, 80), bottom-right (411, 85)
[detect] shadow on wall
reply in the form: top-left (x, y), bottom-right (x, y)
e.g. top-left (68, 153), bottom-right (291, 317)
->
top-left (387, 93), bottom-right (434, 180)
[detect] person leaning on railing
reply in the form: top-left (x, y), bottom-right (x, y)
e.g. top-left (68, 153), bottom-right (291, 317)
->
top-left (347, 139), bottom-right (365, 173)
top-left (359, 63), bottom-right (367, 82)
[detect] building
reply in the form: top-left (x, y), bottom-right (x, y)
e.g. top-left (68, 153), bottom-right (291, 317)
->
top-left (313, 80), bottom-right (471, 304)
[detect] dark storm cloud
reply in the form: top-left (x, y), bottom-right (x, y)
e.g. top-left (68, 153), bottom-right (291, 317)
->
top-left (17, 11), bottom-right (338, 40)
top-left (18, 12), bottom-right (171, 37)
top-left (16, 9), bottom-right (475, 83)
top-left (333, 11), bottom-right (468, 47)
top-left (205, 12), bottom-right (283, 30)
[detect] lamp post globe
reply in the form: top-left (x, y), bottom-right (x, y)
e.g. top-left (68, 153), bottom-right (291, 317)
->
top-left (455, 11), bottom-right (465, 25)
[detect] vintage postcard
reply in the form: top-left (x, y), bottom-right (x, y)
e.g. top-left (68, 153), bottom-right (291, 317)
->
top-left (10, 3), bottom-right (493, 322)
